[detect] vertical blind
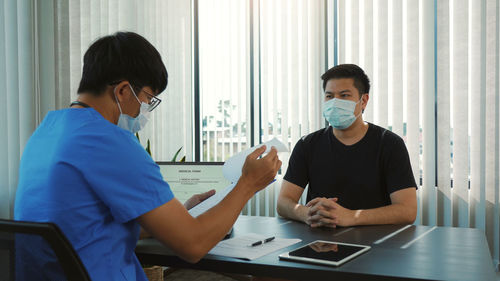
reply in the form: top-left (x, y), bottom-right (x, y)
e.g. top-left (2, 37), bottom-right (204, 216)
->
top-left (198, 0), bottom-right (250, 162)
top-left (336, 0), bottom-right (499, 267)
top-left (197, 0), bottom-right (326, 216)
top-left (0, 0), bottom-right (38, 219)
top-left (56, 0), bottom-right (193, 162)
top-left (0, 0), bottom-right (193, 213)
top-left (250, 0), bottom-right (326, 216)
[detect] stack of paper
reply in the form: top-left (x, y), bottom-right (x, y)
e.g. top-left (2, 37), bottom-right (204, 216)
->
top-left (208, 233), bottom-right (301, 260)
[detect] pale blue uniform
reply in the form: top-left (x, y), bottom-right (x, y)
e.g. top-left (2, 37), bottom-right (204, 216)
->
top-left (14, 108), bottom-right (174, 281)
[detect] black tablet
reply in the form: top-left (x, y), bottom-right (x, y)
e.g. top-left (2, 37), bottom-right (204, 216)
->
top-left (279, 240), bottom-right (370, 267)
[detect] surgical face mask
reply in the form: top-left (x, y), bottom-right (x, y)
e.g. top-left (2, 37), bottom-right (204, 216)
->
top-left (115, 85), bottom-right (151, 134)
top-left (322, 97), bottom-right (362, 130)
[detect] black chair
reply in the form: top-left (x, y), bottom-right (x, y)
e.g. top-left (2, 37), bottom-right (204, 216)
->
top-left (0, 219), bottom-right (91, 281)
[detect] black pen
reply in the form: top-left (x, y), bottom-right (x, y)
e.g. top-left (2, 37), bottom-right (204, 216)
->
top-left (249, 236), bottom-right (275, 247)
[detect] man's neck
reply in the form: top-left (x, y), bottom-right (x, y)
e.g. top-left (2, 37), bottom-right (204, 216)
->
top-left (74, 91), bottom-right (119, 125)
top-left (332, 118), bottom-right (369, 146)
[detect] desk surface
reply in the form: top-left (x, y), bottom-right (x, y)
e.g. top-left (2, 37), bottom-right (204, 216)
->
top-left (136, 216), bottom-right (497, 281)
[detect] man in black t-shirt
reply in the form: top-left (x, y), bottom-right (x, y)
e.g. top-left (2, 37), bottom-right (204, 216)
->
top-left (277, 64), bottom-right (417, 228)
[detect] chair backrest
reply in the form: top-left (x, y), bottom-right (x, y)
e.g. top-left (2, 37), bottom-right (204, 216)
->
top-left (0, 219), bottom-right (91, 281)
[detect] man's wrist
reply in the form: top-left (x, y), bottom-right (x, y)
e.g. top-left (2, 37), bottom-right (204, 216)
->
top-left (298, 204), bottom-right (310, 224)
top-left (235, 176), bottom-right (256, 200)
top-left (351, 209), bottom-right (362, 226)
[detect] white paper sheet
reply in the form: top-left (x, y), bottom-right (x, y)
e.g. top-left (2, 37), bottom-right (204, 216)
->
top-left (188, 137), bottom-right (288, 217)
top-left (188, 183), bottom-right (237, 217)
top-left (222, 137), bottom-right (289, 183)
top-left (208, 233), bottom-right (301, 260)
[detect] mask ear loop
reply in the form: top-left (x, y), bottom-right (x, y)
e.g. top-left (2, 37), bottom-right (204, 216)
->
top-left (356, 95), bottom-right (365, 116)
top-left (113, 86), bottom-right (124, 114)
top-left (128, 85), bottom-right (143, 105)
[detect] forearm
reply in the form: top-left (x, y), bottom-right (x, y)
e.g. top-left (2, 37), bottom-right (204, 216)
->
top-left (141, 145), bottom-right (281, 263)
top-left (141, 179), bottom-right (254, 263)
top-left (352, 203), bottom-right (416, 226)
top-left (277, 197), bottom-right (309, 223)
top-left (189, 179), bottom-right (255, 256)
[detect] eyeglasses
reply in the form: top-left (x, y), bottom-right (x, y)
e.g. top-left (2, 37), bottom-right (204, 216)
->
top-left (110, 81), bottom-right (162, 112)
top-left (139, 88), bottom-right (162, 112)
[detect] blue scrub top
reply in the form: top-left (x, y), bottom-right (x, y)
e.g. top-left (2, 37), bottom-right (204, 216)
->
top-left (14, 108), bottom-right (174, 281)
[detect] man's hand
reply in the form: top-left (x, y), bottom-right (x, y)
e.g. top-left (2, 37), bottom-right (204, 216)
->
top-left (239, 145), bottom-right (282, 193)
top-left (305, 197), bottom-right (356, 228)
top-left (184, 189), bottom-right (216, 210)
top-left (305, 197), bottom-right (338, 228)
top-left (137, 147), bottom-right (281, 263)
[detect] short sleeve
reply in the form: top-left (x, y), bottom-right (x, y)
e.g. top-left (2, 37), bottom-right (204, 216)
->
top-left (383, 136), bottom-right (418, 194)
top-left (80, 129), bottom-right (174, 223)
top-left (283, 138), bottom-right (309, 188)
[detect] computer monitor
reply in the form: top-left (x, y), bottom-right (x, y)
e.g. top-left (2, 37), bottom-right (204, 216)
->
top-left (157, 162), bottom-right (230, 204)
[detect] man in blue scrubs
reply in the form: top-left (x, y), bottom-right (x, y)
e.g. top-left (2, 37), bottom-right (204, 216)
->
top-left (14, 32), bottom-right (282, 280)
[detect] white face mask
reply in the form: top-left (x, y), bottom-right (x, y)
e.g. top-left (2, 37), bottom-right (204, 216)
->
top-left (322, 97), bottom-right (362, 130)
top-left (115, 85), bottom-right (151, 134)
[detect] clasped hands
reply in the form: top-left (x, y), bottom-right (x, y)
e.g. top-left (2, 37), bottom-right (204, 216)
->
top-left (305, 197), bottom-right (356, 228)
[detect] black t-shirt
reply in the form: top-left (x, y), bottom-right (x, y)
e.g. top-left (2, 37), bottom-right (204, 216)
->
top-left (284, 123), bottom-right (417, 210)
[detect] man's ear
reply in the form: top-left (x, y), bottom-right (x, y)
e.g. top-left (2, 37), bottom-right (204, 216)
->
top-left (361, 94), bottom-right (369, 113)
top-left (362, 94), bottom-right (369, 107)
top-left (113, 81), bottom-right (133, 103)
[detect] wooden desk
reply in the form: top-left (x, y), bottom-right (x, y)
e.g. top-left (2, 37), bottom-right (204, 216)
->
top-left (136, 215), bottom-right (497, 281)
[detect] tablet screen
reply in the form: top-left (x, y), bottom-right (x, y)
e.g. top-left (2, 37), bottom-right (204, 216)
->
top-left (288, 241), bottom-right (368, 262)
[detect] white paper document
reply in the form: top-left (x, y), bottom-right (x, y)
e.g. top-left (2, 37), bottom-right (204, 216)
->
top-left (188, 183), bottom-right (237, 217)
top-left (160, 163), bottom-right (230, 203)
top-left (222, 138), bottom-right (289, 183)
top-left (188, 137), bottom-right (288, 217)
top-left (208, 233), bottom-right (301, 260)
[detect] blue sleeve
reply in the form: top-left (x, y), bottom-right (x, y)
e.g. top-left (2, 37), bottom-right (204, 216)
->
top-left (79, 129), bottom-right (174, 223)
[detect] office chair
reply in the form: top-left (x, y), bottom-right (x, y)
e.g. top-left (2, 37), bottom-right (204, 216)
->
top-left (0, 219), bottom-right (91, 281)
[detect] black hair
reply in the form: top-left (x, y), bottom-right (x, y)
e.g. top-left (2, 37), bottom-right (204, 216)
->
top-left (77, 31), bottom-right (168, 95)
top-left (321, 64), bottom-right (370, 97)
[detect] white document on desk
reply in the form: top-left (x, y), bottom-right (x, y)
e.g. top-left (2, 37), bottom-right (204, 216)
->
top-left (188, 137), bottom-right (288, 217)
top-left (208, 233), bottom-right (301, 260)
